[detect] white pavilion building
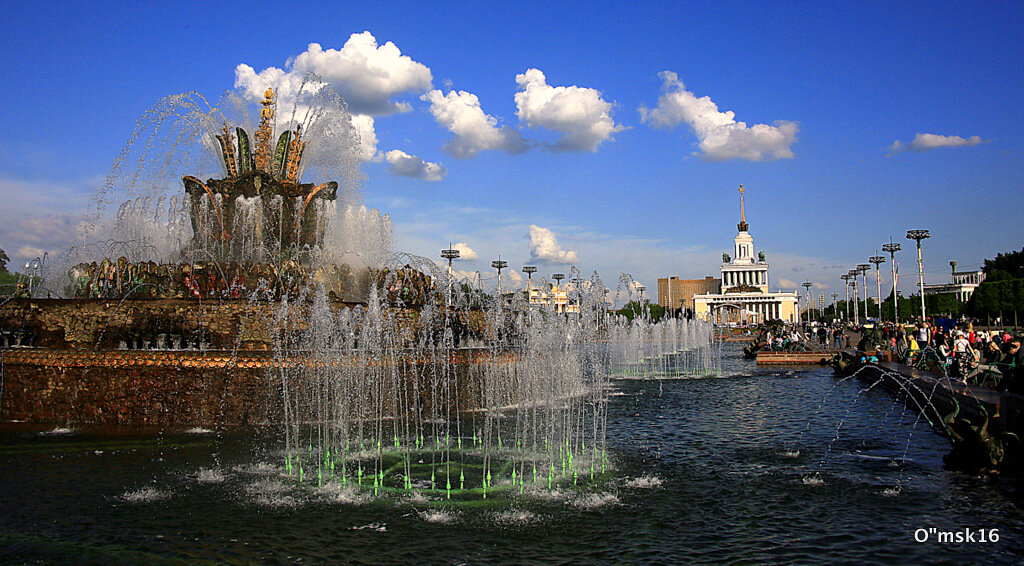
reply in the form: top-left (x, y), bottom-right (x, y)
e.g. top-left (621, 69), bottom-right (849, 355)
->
top-left (693, 186), bottom-right (799, 325)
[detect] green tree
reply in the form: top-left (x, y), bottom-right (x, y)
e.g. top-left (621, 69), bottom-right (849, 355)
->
top-left (966, 247), bottom-right (1024, 325)
top-left (0, 246), bottom-right (18, 296)
top-left (982, 247), bottom-right (1024, 281)
top-left (615, 301), bottom-right (665, 323)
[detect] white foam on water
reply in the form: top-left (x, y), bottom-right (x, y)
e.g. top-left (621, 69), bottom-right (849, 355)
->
top-left (195, 468), bottom-right (227, 483)
top-left (624, 475), bottom-right (663, 488)
top-left (780, 450), bottom-right (801, 458)
top-left (349, 523), bottom-right (387, 532)
top-left (418, 509), bottom-right (458, 524)
top-left (316, 483), bottom-right (371, 505)
top-left (881, 487), bottom-right (901, 497)
top-left (493, 509), bottom-right (539, 525)
top-left (39, 427), bottom-right (75, 436)
top-left (523, 486), bottom-right (569, 501)
top-left (183, 427), bottom-right (214, 435)
top-left (121, 486), bottom-right (170, 503)
top-left (802, 475), bottom-right (825, 486)
top-left (572, 492), bottom-right (620, 509)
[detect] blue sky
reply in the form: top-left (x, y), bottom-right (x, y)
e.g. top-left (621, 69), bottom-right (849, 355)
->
top-left (1, 1), bottom-right (1022, 300)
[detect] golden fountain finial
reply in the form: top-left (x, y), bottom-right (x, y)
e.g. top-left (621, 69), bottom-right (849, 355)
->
top-left (254, 88), bottom-right (278, 173)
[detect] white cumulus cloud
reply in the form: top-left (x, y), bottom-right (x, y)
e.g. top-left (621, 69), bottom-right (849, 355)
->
top-left (514, 68), bottom-right (625, 152)
top-left (528, 225), bottom-right (578, 264)
top-left (639, 71), bottom-right (797, 161)
top-left (237, 33), bottom-right (432, 116)
top-left (452, 242), bottom-right (478, 260)
top-left (383, 150), bottom-right (446, 181)
top-left (421, 89), bottom-right (528, 158)
top-left (887, 133), bottom-right (984, 154)
top-left (234, 32), bottom-right (433, 162)
top-left (777, 278), bottom-right (799, 290)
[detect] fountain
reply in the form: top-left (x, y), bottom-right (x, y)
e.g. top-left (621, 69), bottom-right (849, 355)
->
top-left (0, 81), bottom-right (722, 501)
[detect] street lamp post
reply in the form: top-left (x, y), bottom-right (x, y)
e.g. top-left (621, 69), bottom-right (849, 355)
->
top-left (857, 264), bottom-right (871, 321)
top-left (522, 266), bottom-right (537, 306)
top-left (841, 274), bottom-right (851, 321)
top-left (552, 273), bottom-right (565, 314)
top-left (441, 245), bottom-right (460, 306)
top-left (802, 281), bottom-right (813, 326)
top-left (848, 269), bottom-right (861, 325)
top-left (570, 275), bottom-right (582, 325)
top-left (830, 293), bottom-right (838, 321)
top-left (491, 257), bottom-right (508, 304)
top-left (906, 229), bottom-right (931, 321)
top-left (882, 237), bottom-right (901, 323)
top-left (870, 254), bottom-right (885, 322)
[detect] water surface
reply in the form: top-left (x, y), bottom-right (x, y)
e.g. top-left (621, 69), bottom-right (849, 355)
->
top-left (1, 344), bottom-right (1020, 564)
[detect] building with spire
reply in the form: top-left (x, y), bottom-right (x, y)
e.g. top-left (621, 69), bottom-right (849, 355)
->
top-left (692, 185), bottom-right (798, 325)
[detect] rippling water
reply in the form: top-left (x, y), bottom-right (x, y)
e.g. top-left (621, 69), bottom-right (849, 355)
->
top-left (2, 343), bottom-right (1021, 564)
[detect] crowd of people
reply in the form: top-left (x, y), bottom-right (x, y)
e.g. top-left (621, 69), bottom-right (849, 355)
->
top-left (855, 319), bottom-right (1022, 393)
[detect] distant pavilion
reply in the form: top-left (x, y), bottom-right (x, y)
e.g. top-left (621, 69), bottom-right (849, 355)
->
top-left (693, 185), bottom-right (798, 325)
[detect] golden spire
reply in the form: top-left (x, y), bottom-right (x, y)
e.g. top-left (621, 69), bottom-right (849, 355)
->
top-left (737, 184), bottom-right (749, 232)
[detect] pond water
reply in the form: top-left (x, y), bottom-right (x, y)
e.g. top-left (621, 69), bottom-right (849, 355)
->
top-left (1, 343), bottom-right (1021, 564)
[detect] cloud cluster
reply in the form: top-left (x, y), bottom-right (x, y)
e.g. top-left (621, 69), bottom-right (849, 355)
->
top-left (235, 32), bottom-right (433, 162)
top-left (236, 33), bottom-right (432, 116)
top-left (452, 242), bottom-right (478, 260)
top-left (421, 89), bottom-right (527, 158)
top-left (639, 71), bottom-right (797, 161)
top-left (514, 68), bottom-right (625, 152)
top-left (528, 225), bottom-right (578, 264)
top-left (887, 133), bottom-right (984, 154)
top-left (383, 150), bottom-right (446, 181)
top-left (0, 178), bottom-right (92, 265)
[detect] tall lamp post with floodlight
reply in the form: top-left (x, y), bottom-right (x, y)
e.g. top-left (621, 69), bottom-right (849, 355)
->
top-left (491, 257), bottom-right (508, 306)
top-left (870, 254), bottom-right (885, 322)
top-left (848, 269), bottom-right (861, 325)
top-left (570, 275), bottom-right (583, 325)
top-left (906, 229), bottom-right (931, 321)
top-left (441, 245), bottom-right (460, 305)
top-left (522, 266), bottom-right (537, 306)
top-left (882, 237), bottom-right (901, 323)
top-left (841, 274), bottom-right (851, 321)
top-left (857, 264), bottom-right (871, 321)
top-left (802, 281), bottom-right (813, 325)
top-left (552, 273), bottom-right (565, 314)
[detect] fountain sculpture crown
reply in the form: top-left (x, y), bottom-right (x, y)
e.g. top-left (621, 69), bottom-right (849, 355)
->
top-left (181, 86), bottom-right (337, 255)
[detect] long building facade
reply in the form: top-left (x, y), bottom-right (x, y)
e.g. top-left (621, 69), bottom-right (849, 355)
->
top-left (693, 186), bottom-right (798, 325)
